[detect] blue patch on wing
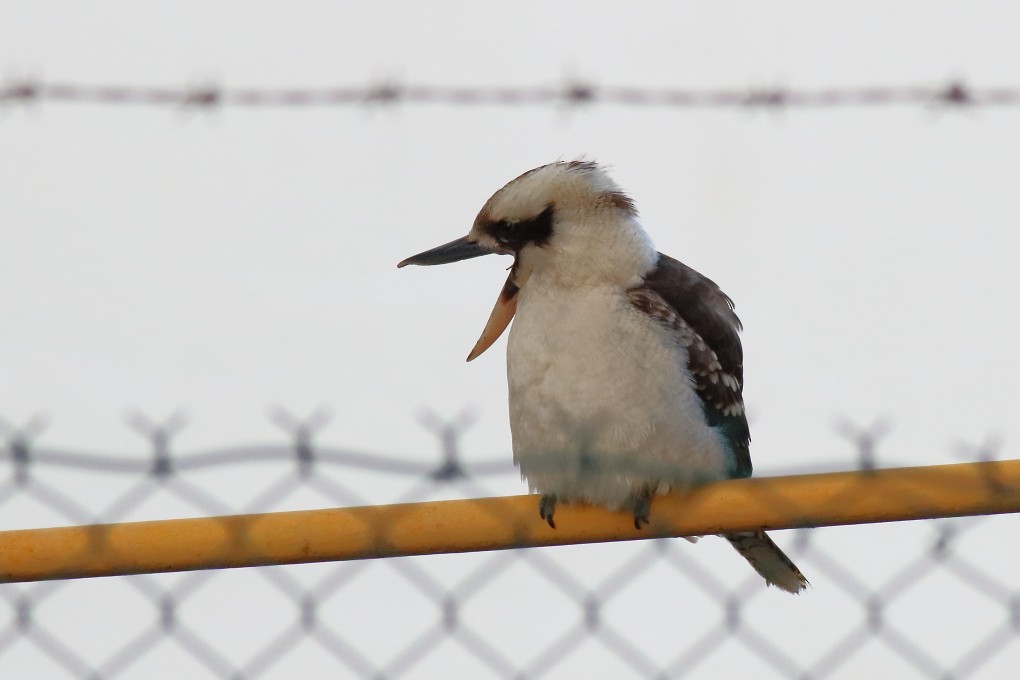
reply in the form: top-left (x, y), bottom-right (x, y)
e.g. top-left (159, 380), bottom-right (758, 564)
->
top-left (701, 404), bottom-right (752, 479)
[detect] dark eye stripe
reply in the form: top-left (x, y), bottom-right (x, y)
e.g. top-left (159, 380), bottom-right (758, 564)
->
top-left (489, 205), bottom-right (554, 250)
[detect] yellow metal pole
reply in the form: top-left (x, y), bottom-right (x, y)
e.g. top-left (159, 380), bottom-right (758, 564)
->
top-left (1, 459), bottom-right (1019, 583)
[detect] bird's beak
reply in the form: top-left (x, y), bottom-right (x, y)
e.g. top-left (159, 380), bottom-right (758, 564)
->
top-left (398, 235), bottom-right (519, 362)
top-left (397, 236), bottom-right (490, 268)
top-left (465, 274), bottom-right (518, 362)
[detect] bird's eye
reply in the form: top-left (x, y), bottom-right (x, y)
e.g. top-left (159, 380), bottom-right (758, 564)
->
top-left (487, 206), bottom-right (554, 249)
top-left (495, 221), bottom-right (517, 244)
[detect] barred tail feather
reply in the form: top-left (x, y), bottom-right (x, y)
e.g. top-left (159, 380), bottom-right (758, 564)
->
top-left (724, 531), bottom-right (808, 594)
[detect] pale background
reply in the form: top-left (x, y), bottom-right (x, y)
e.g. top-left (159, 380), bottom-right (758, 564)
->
top-left (1, 2), bottom-right (1019, 678)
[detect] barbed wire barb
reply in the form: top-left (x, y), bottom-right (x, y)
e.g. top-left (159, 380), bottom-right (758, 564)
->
top-left (269, 406), bottom-right (332, 475)
top-left (419, 408), bottom-right (476, 480)
top-left (834, 417), bottom-right (893, 472)
top-left (125, 410), bottom-right (188, 477)
top-left (0, 415), bottom-right (48, 485)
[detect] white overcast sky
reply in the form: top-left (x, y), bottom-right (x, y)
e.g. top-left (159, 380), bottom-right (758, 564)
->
top-left (1, 2), bottom-right (1020, 677)
top-left (3, 1), bottom-right (1018, 470)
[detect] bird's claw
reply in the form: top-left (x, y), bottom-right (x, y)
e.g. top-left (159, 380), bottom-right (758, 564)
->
top-left (631, 493), bottom-right (652, 530)
top-left (539, 494), bottom-right (557, 529)
top-left (540, 492), bottom-right (650, 529)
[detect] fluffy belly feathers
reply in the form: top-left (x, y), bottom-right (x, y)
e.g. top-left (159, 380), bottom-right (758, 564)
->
top-left (506, 284), bottom-right (729, 508)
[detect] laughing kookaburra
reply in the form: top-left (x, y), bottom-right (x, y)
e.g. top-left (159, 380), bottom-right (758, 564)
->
top-left (399, 161), bottom-right (808, 594)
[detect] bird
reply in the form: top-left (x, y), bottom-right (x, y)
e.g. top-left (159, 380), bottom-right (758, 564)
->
top-left (398, 160), bottom-right (808, 594)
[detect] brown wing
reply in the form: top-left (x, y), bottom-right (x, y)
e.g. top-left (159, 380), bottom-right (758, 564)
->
top-left (627, 253), bottom-right (751, 478)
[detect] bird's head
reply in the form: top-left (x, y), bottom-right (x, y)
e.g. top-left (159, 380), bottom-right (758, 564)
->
top-left (398, 160), bottom-right (655, 360)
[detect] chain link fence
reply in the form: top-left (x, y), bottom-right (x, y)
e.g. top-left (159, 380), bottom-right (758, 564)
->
top-left (0, 412), bottom-right (1018, 679)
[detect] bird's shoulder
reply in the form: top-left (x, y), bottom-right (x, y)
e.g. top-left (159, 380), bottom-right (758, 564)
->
top-left (626, 252), bottom-right (751, 477)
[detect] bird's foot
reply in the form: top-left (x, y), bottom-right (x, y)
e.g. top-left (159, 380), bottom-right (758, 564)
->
top-left (539, 494), bottom-right (557, 529)
top-left (629, 490), bottom-right (653, 530)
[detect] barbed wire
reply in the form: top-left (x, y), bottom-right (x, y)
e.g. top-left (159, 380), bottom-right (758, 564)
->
top-left (2, 79), bottom-right (1020, 111)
